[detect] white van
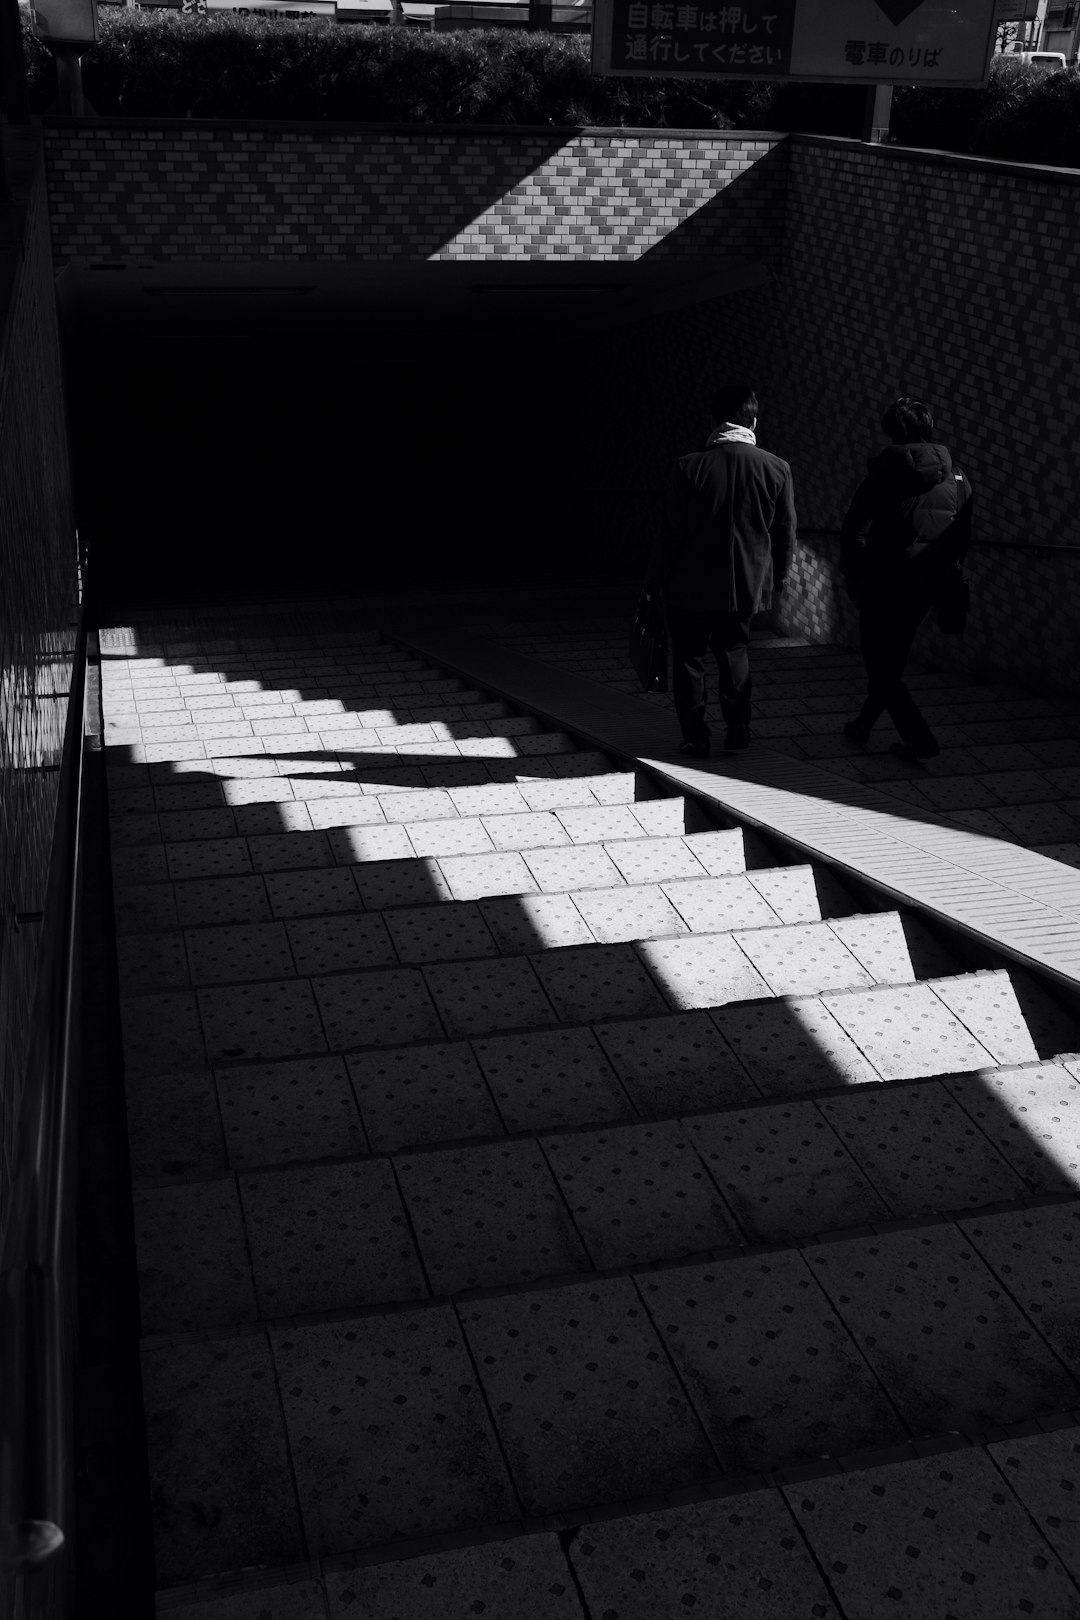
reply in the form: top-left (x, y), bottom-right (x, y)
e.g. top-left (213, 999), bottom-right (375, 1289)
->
top-left (1003, 46), bottom-right (1069, 68)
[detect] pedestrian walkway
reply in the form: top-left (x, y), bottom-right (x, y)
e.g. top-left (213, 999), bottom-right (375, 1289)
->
top-left (98, 607), bottom-right (1080, 1619)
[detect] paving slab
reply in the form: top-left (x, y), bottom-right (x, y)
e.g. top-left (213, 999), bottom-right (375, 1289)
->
top-left (142, 1333), bottom-right (303, 1588)
top-left (543, 1119), bottom-right (740, 1269)
top-left (523, 843), bottom-right (627, 894)
top-left (821, 984), bottom-right (995, 1081)
top-left (567, 1489), bottom-right (842, 1620)
top-left (384, 902), bottom-right (499, 965)
top-left (175, 875), bottom-right (272, 926)
top-left (115, 931), bottom-right (190, 994)
top-left (348, 1042), bottom-right (503, 1153)
top-left (423, 956), bottom-right (557, 1038)
top-left (396, 1139), bottom-right (588, 1293)
top-left (120, 991), bottom-right (207, 1077)
top-left (284, 913), bottom-right (397, 976)
top-left (988, 1427), bottom-right (1080, 1586)
top-left (479, 891), bottom-right (596, 953)
top-left (461, 1276), bottom-right (716, 1514)
top-left (240, 1159), bottom-right (425, 1317)
top-left (216, 1054), bottom-right (367, 1169)
top-left (160, 1578), bottom-right (329, 1620)
top-left (165, 838), bottom-right (254, 881)
top-left (327, 1536), bottom-right (583, 1620)
top-left (312, 968), bottom-right (443, 1050)
top-left (803, 1224), bottom-right (1080, 1434)
top-left (687, 1101), bottom-right (888, 1242)
top-left (533, 942), bottom-right (670, 1023)
top-left (198, 979), bottom-right (327, 1063)
top-left (640, 1251), bottom-right (902, 1474)
top-left (473, 1026), bottom-right (633, 1132)
top-left (944, 1063), bottom-right (1080, 1195)
top-left (638, 934), bottom-right (773, 1012)
top-left (133, 1179), bottom-right (257, 1334)
top-left (733, 921), bottom-right (874, 998)
top-left (662, 873), bottom-right (779, 934)
top-left (114, 880), bottom-right (181, 934)
top-left (125, 1067), bottom-right (226, 1180)
top-left (826, 912), bottom-right (916, 984)
top-left (351, 857), bottom-right (454, 910)
top-left (570, 883), bottom-right (688, 944)
top-left (593, 1010), bottom-right (757, 1116)
top-left (272, 1308), bottom-right (516, 1553)
top-left (265, 868), bottom-right (364, 918)
top-left (924, 971), bottom-right (1041, 1066)
top-left (784, 1448), bottom-right (1080, 1620)
top-left (712, 996), bottom-right (881, 1097)
top-left (959, 1204), bottom-right (1080, 1381)
top-left (183, 921), bottom-right (296, 986)
top-left (817, 1081), bottom-right (1028, 1217)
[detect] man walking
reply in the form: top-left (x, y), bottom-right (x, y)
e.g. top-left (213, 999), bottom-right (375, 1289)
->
top-left (840, 395), bottom-right (973, 761)
top-left (647, 382), bottom-right (796, 757)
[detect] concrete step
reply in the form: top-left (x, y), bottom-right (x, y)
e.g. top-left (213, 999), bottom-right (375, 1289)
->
top-left (139, 1200), bottom-right (1080, 1592)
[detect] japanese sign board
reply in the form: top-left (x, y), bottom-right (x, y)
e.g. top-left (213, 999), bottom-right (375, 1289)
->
top-left (591, 0), bottom-right (999, 87)
top-left (32, 0), bottom-right (99, 43)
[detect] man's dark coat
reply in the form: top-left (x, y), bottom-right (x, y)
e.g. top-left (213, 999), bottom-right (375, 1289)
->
top-left (651, 438), bottom-right (797, 613)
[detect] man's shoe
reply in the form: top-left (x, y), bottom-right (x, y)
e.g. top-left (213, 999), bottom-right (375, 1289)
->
top-left (678, 738), bottom-right (711, 759)
top-left (889, 740), bottom-right (940, 761)
top-left (724, 727), bottom-right (751, 753)
top-left (843, 720), bottom-right (872, 746)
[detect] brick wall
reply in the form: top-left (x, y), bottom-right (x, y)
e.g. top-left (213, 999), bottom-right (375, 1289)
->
top-left (41, 121), bottom-right (784, 263)
top-left (0, 131), bottom-right (80, 1239)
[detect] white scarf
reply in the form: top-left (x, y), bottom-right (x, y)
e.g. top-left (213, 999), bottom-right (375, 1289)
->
top-left (707, 423), bottom-right (757, 446)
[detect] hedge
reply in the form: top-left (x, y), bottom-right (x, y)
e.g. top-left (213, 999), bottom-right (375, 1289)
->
top-left (17, 10), bottom-right (1080, 166)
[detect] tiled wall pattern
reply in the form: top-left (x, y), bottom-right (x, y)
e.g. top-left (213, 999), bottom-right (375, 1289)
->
top-left (41, 123), bottom-right (784, 263)
top-left (0, 139), bottom-right (80, 1237)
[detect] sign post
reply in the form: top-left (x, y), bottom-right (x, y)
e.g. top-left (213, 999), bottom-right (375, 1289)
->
top-left (591, 0), bottom-right (999, 96)
top-left (32, 0), bottom-right (99, 116)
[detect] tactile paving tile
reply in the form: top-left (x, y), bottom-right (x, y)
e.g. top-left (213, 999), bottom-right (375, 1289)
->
top-left (568, 1489), bottom-right (841, 1620)
top-left (198, 979), bottom-right (327, 1063)
top-left (826, 912), bottom-right (916, 984)
top-left (785, 1448), bottom-right (1080, 1620)
top-left (240, 1159), bottom-right (425, 1318)
top-left (265, 867), bottom-right (365, 918)
top-left (821, 984), bottom-right (996, 1081)
top-left (399, 818), bottom-right (490, 862)
top-left (142, 1334), bottom-right (303, 1588)
top-left (662, 874), bottom-right (779, 934)
top-left (742, 864), bottom-right (822, 924)
top-left (348, 1041), bottom-right (502, 1153)
top-left (733, 922), bottom-right (874, 998)
top-left (313, 968), bottom-right (444, 1050)
top-left (450, 782), bottom-right (531, 817)
top-left (479, 892), bottom-right (595, 953)
top-left (517, 777), bottom-right (599, 811)
top-left (109, 812), bottom-right (162, 849)
top-left (172, 874), bottom-right (271, 927)
top-left (804, 1223), bottom-right (1080, 1434)
top-left (570, 884), bottom-right (688, 944)
top-left (605, 836), bottom-right (708, 885)
top-left (378, 790), bottom-right (461, 825)
top-left (988, 1427), bottom-right (1080, 1585)
top-left (480, 810), bottom-right (572, 852)
top-left (991, 801), bottom-right (1080, 843)
top-left (120, 991), bottom-right (207, 1077)
top-left (543, 1119), bottom-right (740, 1269)
top-left (134, 1176), bottom-right (258, 1335)
top-left (554, 803), bottom-right (643, 843)
top-left (165, 837), bottom-right (253, 881)
top-left (272, 1308), bottom-right (516, 1554)
top-left (115, 932), bottom-right (190, 994)
top-left (629, 797), bottom-right (689, 837)
top-left (305, 794), bottom-right (384, 831)
top-left (125, 1067), bottom-right (226, 1180)
top-left (461, 1277), bottom-right (716, 1514)
top-left (925, 972), bottom-right (1040, 1066)
top-left (183, 921), bottom-right (296, 986)
top-left (688, 1101), bottom-right (888, 1241)
top-left (216, 1054), bottom-right (366, 1169)
top-left (473, 1027), bottom-right (633, 1132)
top-left (523, 844), bottom-right (626, 893)
top-left (424, 956), bottom-right (556, 1038)
top-left (327, 1535), bottom-right (582, 1620)
top-left (384, 902), bottom-right (499, 965)
top-left (157, 807), bottom-right (240, 843)
top-left (549, 749), bottom-right (614, 775)
top-left (818, 1080), bottom-right (1028, 1217)
top-left (594, 1011), bottom-right (756, 1115)
top-left (112, 880), bottom-right (181, 935)
top-left (246, 831), bottom-right (334, 873)
top-left (945, 1063), bottom-right (1080, 1194)
top-left (533, 943), bottom-right (670, 1023)
top-left (641, 1251), bottom-right (901, 1475)
top-left (959, 1203), bottom-right (1080, 1381)
top-left (219, 776), bottom-right (293, 808)
top-left (682, 829), bottom-right (747, 875)
top-left (349, 855), bottom-right (461, 909)
top-left (110, 841), bottom-right (170, 884)
top-left (284, 913), bottom-right (396, 976)
top-left (232, 800), bottom-right (314, 838)
top-left (396, 1139), bottom-right (588, 1294)
top-left (638, 934), bottom-right (772, 1011)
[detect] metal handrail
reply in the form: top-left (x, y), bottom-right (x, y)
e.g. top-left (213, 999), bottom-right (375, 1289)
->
top-left (0, 588), bottom-right (87, 1584)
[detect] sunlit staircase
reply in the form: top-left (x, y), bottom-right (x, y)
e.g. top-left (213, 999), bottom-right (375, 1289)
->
top-left (99, 627), bottom-right (1080, 1618)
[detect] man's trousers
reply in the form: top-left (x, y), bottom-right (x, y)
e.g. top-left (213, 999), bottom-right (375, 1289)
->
top-left (856, 598), bottom-right (937, 749)
top-left (666, 605), bottom-right (754, 743)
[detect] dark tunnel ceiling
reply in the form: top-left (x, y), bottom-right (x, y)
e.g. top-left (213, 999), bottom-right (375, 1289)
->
top-left (56, 258), bottom-right (769, 355)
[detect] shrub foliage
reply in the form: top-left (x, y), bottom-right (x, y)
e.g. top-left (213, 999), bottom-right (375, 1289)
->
top-left (18, 9), bottom-right (1080, 165)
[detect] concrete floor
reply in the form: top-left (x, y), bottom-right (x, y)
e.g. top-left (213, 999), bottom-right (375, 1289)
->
top-left (96, 603), bottom-right (1080, 1618)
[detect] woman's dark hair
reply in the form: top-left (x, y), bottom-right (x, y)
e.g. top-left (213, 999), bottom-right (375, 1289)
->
top-left (710, 382), bottom-right (758, 428)
top-left (881, 397), bottom-right (935, 443)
